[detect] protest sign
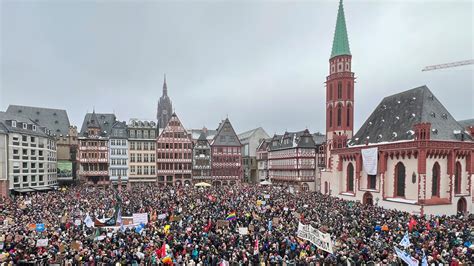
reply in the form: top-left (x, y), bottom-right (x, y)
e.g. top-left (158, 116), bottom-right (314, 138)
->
top-left (158, 213), bottom-right (167, 220)
top-left (74, 219), bottom-right (82, 226)
top-left (132, 213), bottom-right (148, 225)
top-left (36, 238), bottom-right (48, 247)
top-left (238, 227), bottom-right (249, 235)
top-left (71, 241), bottom-right (81, 251)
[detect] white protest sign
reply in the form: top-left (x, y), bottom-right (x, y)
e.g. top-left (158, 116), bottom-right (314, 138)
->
top-left (238, 227), bottom-right (249, 235)
top-left (74, 219), bottom-right (82, 226)
top-left (158, 213), bottom-right (167, 220)
top-left (132, 213), bottom-right (148, 225)
top-left (36, 238), bottom-right (49, 247)
top-left (297, 222), bottom-right (334, 254)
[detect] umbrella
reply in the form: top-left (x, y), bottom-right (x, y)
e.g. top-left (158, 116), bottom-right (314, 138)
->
top-left (194, 182), bottom-right (212, 187)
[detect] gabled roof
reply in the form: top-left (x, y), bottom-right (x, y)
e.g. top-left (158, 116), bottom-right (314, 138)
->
top-left (6, 105), bottom-right (71, 136)
top-left (211, 118), bottom-right (241, 147)
top-left (330, 0), bottom-right (351, 59)
top-left (110, 121), bottom-right (128, 138)
top-left (269, 129), bottom-right (317, 151)
top-left (157, 112), bottom-right (192, 142)
top-left (188, 128), bottom-right (217, 141)
top-left (350, 85), bottom-right (472, 145)
top-left (79, 112), bottom-right (117, 137)
top-left (257, 138), bottom-right (272, 152)
top-left (312, 132), bottom-right (326, 145)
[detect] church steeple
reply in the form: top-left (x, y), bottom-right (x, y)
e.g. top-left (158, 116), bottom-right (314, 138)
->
top-left (163, 74), bottom-right (168, 96)
top-left (330, 0), bottom-right (351, 59)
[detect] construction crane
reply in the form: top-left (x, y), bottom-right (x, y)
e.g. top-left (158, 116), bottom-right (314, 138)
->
top-left (422, 59), bottom-right (474, 71)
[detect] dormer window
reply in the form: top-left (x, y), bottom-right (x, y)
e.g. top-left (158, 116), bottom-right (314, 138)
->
top-left (32, 125), bottom-right (37, 131)
top-left (12, 121), bottom-right (16, 127)
top-left (23, 123), bottom-right (27, 129)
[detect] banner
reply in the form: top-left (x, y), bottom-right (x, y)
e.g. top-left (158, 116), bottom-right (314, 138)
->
top-left (297, 222), bottom-right (334, 254)
top-left (132, 213), bottom-right (148, 225)
top-left (361, 147), bottom-right (378, 175)
top-left (394, 247), bottom-right (419, 266)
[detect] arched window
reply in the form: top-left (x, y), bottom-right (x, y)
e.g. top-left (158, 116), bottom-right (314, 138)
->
top-left (337, 104), bottom-right (342, 127)
top-left (337, 82), bottom-right (342, 99)
top-left (346, 106), bottom-right (351, 127)
top-left (329, 108), bottom-right (333, 127)
top-left (324, 181), bottom-right (329, 194)
top-left (329, 84), bottom-right (333, 100)
top-left (432, 162), bottom-right (440, 197)
top-left (395, 162), bottom-right (406, 197)
top-left (455, 162), bottom-right (462, 194)
top-left (347, 82), bottom-right (351, 99)
top-left (347, 163), bottom-right (354, 192)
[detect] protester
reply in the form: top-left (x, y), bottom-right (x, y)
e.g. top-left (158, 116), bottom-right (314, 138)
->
top-left (0, 184), bottom-right (472, 265)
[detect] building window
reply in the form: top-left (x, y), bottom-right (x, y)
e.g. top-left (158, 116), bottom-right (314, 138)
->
top-left (337, 104), bottom-right (342, 127)
top-left (337, 82), bottom-right (342, 99)
top-left (329, 84), bottom-right (333, 100)
top-left (455, 162), bottom-right (462, 194)
top-left (347, 163), bottom-right (354, 192)
top-left (329, 109), bottom-right (333, 127)
top-left (368, 175), bottom-right (376, 189)
top-left (432, 162), bottom-right (440, 197)
top-left (347, 106), bottom-right (351, 127)
top-left (395, 162), bottom-right (406, 197)
top-left (347, 82), bottom-right (351, 99)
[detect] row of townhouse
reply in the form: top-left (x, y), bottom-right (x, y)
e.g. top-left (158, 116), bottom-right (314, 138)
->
top-left (77, 111), bottom-right (244, 186)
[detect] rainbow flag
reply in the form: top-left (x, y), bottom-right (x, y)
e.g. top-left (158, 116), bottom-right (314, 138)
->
top-left (226, 211), bottom-right (237, 221)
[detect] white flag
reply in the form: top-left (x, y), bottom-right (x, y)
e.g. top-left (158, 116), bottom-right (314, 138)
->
top-left (84, 214), bottom-right (94, 228)
top-left (399, 232), bottom-right (411, 248)
top-left (394, 247), bottom-right (419, 266)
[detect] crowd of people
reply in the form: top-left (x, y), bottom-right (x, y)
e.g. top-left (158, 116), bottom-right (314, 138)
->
top-left (0, 183), bottom-right (472, 265)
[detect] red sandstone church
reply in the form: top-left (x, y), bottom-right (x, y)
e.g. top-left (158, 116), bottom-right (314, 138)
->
top-left (320, 0), bottom-right (473, 215)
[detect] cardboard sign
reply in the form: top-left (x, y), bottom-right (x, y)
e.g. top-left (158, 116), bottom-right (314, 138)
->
top-left (170, 215), bottom-right (182, 222)
top-left (71, 241), bottom-right (81, 251)
top-left (272, 217), bottom-right (280, 225)
top-left (216, 220), bottom-right (229, 229)
top-left (36, 238), bottom-right (48, 247)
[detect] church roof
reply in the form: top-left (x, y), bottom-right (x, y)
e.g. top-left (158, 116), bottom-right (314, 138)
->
top-left (330, 0), bottom-right (351, 59)
top-left (6, 105), bottom-right (71, 136)
top-left (350, 85), bottom-right (472, 146)
top-left (211, 118), bottom-right (241, 147)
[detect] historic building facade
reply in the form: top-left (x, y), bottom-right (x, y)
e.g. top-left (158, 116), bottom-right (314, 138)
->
top-left (109, 121), bottom-right (128, 184)
top-left (157, 75), bottom-right (173, 130)
top-left (238, 127), bottom-right (269, 183)
top-left (192, 130), bottom-right (212, 183)
top-left (268, 130), bottom-right (317, 191)
top-left (320, 0), bottom-right (474, 215)
top-left (256, 138), bottom-right (271, 182)
top-left (156, 113), bottom-right (193, 186)
top-left (78, 112), bottom-right (116, 186)
top-left (128, 120), bottom-right (157, 183)
top-left (210, 118), bottom-right (242, 185)
top-left (0, 112), bottom-right (58, 196)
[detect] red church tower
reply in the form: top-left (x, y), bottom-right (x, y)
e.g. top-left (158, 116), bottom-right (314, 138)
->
top-left (326, 0), bottom-right (354, 161)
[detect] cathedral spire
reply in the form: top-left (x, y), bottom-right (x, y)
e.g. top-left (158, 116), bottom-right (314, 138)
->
top-left (163, 74), bottom-right (168, 96)
top-left (330, 0), bottom-right (351, 59)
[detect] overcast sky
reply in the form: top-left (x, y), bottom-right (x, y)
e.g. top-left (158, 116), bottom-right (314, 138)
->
top-left (1, 0), bottom-right (472, 135)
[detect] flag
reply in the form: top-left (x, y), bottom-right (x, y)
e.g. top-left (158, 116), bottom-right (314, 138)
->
top-left (36, 223), bottom-right (45, 232)
top-left (425, 221), bottom-right (431, 231)
top-left (268, 220), bottom-right (272, 231)
top-left (117, 208), bottom-right (122, 226)
top-left (226, 212), bottom-right (237, 221)
top-left (156, 243), bottom-right (166, 258)
top-left (399, 232), bottom-right (411, 248)
top-left (421, 251), bottom-right (428, 266)
top-left (84, 215), bottom-right (94, 228)
top-left (204, 218), bottom-right (212, 232)
top-left (135, 223), bottom-right (145, 234)
top-left (394, 247), bottom-right (419, 266)
top-left (408, 217), bottom-right (417, 231)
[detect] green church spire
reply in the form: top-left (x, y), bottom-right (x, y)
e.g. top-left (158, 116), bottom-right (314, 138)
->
top-left (330, 0), bottom-right (351, 59)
